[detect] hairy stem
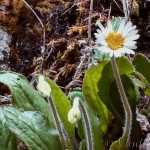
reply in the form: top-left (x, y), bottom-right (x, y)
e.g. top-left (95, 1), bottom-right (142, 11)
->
top-left (111, 56), bottom-right (132, 139)
top-left (79, 100), bottom-right (93, 150)
top-left (48, 97), bottom-right (66, 149)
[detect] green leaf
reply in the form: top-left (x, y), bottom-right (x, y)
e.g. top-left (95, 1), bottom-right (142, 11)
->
top-left (109, 135), bottom-right (127, 150)
top-left (132, 78), bottom-right (146, 89)
top-left (0, 71), bottom-right (55, 127)
top-left (83, 61), bottom-right (110, 133)
top-left (0, 108), bottom-right (17, 150)
top-left (98, 57), bottom-right (134, 125)
top-left (133, 54), bottom-right (150, 83)
top-left (98, 57), bottom-right (142, 145)
top-left (109, 75), bottom-right (139, 119)
top-left (134, 72), bottom-right (149, 87)
top-left (45, 78), bottom-right (76, 147)
top-left (145, 87), bottom-right (150, 97)
top-left (109, 75), bottom-right (141, 143)
top-left (2, 106), bottom-right (62, 150)
top-left (68, 88), bottom-right (84, 105)
top-left (111, 17), bottom-right (122, 32)
top-left (94, 50), bottom-right (110, 61)
top-left (79, 140), bottom-right (86, 150)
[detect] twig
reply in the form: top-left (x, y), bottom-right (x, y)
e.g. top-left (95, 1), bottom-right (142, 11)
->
top-left (73, 0), bottom-right (94, 80)
top-left (113, 0), bottom-right (124, 13)
top-left (22, 0), bottom-right (46, 73)
top-left (88, 0), bottom-right (93, 47)
top-left (121, 0), bottom-right (132, 60)
top-left (62, 0), bottom-right (77, 16)
top-left (73, 54), bottom-right (86, 80)
top-left (108, 2), bottom-right (112, 19)
top-left (121, 0), bottom-right (130, 22)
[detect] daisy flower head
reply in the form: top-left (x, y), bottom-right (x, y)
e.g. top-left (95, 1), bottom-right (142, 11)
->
top-left (94, 18), bottom-right (140, 57)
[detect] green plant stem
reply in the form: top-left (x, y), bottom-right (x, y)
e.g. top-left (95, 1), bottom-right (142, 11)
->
top-left (111, 56), bottom-right (132, 139)
top-left (79, 100), bottom-right (93, 150)
top-left (48, 97), bottom-right (66, 149)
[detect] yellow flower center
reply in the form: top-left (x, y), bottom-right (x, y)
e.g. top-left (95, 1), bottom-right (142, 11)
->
top-left (105, 32), bottom-right (124, 50)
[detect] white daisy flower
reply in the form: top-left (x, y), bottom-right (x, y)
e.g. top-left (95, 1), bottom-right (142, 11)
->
top-left (94, 18), bottom-right (140, 57)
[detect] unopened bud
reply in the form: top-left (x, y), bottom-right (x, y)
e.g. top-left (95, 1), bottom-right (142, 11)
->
top-left (68, 97), bottom-right (81, 125)
top-left (37, 75), bottom-right (51, 98)
top-left (68, 107), bottom-right (81, 125)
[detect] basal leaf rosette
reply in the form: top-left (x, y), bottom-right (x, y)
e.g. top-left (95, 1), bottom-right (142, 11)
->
top-left (94, 18), bottom-right (140, 57)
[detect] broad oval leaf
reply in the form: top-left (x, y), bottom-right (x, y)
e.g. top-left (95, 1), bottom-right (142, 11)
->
top-left (0, 108), bottom-right (17, 150)
top-left (109, 135), bottom-right (127, 150)
top-left (0, 71), bottom-right (56, 128)
top-left (145, 87), bottom-right (150, 97)
top-left (2, 106), bottom-right (62, 150)
top-left (109, 75), bottom-right (139, 122)
top-left (83, 61), bottom-right (110, 133)
top-left (133, 53), bottom-right (150, 83)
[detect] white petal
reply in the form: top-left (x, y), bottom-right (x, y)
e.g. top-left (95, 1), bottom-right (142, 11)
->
top-left (94, 33), bottom-right (104, 40)
top-left (96, 46), bottom-right (110, 53)
top-left (96, 29), bottom-right (106, 37)
top-left (117, 19), bottom-right (126, 33)
top-left (125, 45), bottom-right (137, 49)
top-left (123, 21), bottom-right (132, 33)
top-left (124, 40), bottom-right (137, 47)
top-left (97, 29), bottom-right (102, 34)
top-left (114, 51), bottom-right (121, 57)
top-left (107, 20), bottom-right (113, 30)
top-left (96, 21), bottom-right (105, 32)
top-left (117, 48), bottom-right (126, 54)
top-left (109, 50), bottom-right (114, 57)
top-left (105, 47), bottom-right (111, 53)
top-left (122, 47), bottom-right (135, 54)
top-left (103, 28), bottom-right (111, 37)
top-left (126, 30), bottom-right (138, 37)
top-left (96, 46), bottom-right (106, 51)
top-left (125, 34), bottom-right (140, 41)
top-left (99, 40), bottom-right (108, 46)
top-left (123, 25), bottom-right (136, 37)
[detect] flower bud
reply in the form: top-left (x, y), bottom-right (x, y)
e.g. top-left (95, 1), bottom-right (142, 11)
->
top-left (37, 75), bottom-right (51, 98)
top-left (68, 107), bottom-right (81, 125)
top-left (68, 97), bottom-right (81, 125)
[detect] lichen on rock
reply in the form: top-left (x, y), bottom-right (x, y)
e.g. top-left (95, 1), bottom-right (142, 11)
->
top-left (0, 28), bottom-right (11, 60)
